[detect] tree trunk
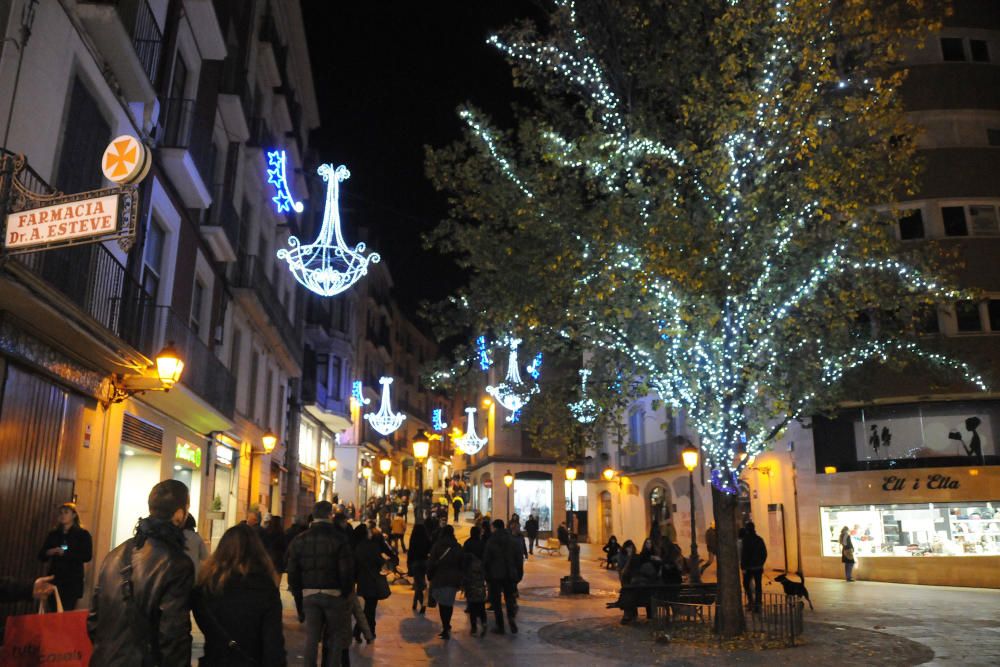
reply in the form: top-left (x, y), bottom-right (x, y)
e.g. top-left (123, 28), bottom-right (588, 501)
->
top-left (712, 484), bottom-right (745, 638)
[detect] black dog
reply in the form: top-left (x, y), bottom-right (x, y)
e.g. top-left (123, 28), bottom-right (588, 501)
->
top-left (774, 573), bottom-right (814, 610)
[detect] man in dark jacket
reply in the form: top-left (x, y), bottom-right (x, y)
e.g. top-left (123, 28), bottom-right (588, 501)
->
top-left (88, 480), bottom-right (194, 667)
top-left (524, 515), bottom-right (539, 555)
top-left (287, 500), bottom-right (355, 665)
top-left (740, 522), bottom-right (767, 612)
top-left (483, 519), bottom-right (523, 634)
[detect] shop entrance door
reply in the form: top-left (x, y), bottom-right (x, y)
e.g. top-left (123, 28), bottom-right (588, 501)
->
top-left (600, 491), bottom-right (613, 545)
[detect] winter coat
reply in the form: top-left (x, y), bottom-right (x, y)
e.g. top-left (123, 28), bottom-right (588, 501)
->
top-left (354, 538), bottom-right (388, 600)
top-left (461, 553), bottom-right (487, 603)
top-left (184, 529), bottom-right (209, 579)
top-left (705, 527), bottom-right (718, 555)
top-left (557, 525), bottom-right (569, 545)
top-left (428, 537), bottom-right (464, 590)
top-left (38, 525), bottom-right (92, 600)
top-left (483, 528), bottom-right (524, 583)
top-left (286, 520), bottom-right (355, 609)
top-left (841, 533), bottom-right (855, 563)
top-left (463, 535), bottom-right (485, 561)
top-left (192, 572), bottom-right (286, 666)
top-left (260, 528), bottom-right (287, 574)
top-left (524, 517), bottom-right (539, 537)
top-left (88, 518), bottom-right (194, 667)
top-left (740, 532), bottom-right (768, 571)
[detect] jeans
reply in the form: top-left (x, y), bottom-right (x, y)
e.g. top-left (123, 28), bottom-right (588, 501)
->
top-left (488, 579), bottom-right (517, 629)
top-left (845, 561), bottom-right (855, 581)
top-left (528, 534), bottom-right (537, 554)
top-left (363, 597), bottom-right (378, 638)
top-left (742, 569), bottom-right (763, 610)
top-left (304, 593), bottom-right (351, 666)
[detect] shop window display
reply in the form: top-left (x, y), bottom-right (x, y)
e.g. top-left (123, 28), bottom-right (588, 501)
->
top-left (514, 479), bottom-right (552, 531)
top-left (821, 502), bottom-right (1000, 557)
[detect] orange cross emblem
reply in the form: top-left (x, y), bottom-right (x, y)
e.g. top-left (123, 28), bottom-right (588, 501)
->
top-left (102, 135), bottom-right (146, 184)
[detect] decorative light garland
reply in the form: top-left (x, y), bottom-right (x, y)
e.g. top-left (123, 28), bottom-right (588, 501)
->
top-left (476, 335), bottom-right (493, 370)
top-left (265, 150), bottom-right (304, 214)
top-left (454, 407), bottom-right (488, 455)
top-left (273, 161), bottom-right (380, 297)
top-left (486, 338), bottom-right (540, 422)
top-left (352, 380), bottom-right (370, 406)
top-left (568, 369), bottom-right (597, 424)
top-left (432, 408), bottom-right (447, 431)
top-left (363, 377), bottom-right (406, 436)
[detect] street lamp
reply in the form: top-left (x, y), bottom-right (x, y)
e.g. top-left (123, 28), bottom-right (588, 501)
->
top-left (681, 442), bottom-right (702, 584)
top-left (154, 342), bottom-right (185, 389)
top-left (261, 431), bottom-right (278, 454)
top-left (565, 465), bottom-right (578, 535)
top-left (413, 431), bottom-right (430, 524)
top-left (379, 457), bottom-right (392, 498)
top-left (602, 466), bottom-right (616, 482)
top-left (503, 469), bottom-right (514, 522)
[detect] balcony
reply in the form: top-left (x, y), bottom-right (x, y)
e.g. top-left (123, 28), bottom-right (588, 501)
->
top-left (148, 306), bottom-right (235, 418)
top-left (246, 117), bottom-right (275, 151)
top-left (232, 256), bottom-right (302, 375)
top-left (200, 184), bottom-right (239, 262)
top-left (158, 97), bottom-right (212, 208)
top-left (620, 438), bottom-right (680, 472)
top-left (77, 0), bottom-right (162, 103)
top-left (218, 60), bottom-right (251, 142)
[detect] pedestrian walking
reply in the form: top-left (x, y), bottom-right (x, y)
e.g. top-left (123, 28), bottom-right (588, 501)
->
top-left (352, 524), bottom-right (390, 642)
top-left (462, 530), bottom-right (488, 638)
top-left (261, 515), bottom-right (287, 574)
top-left (38, 502), bottom-right (92, 611)
top-left (740, 522), bottom-right (767, 612)
top-left (88, 480), bottom-right (195, 666)
top-left (700, 523), bottom-right (717, 575)
top-left (483, 519), bottom-right (523, 634)
top-left (524, 514), bottom-right (539, 555)
top-left (452, 495), bottom-right (464, 523)
top-left (192, 524), bottom-right (286, 666)
top-left (407, 522), bottom-right (431, 613)
top-left (511, 520), bottom-right (529, 560)
top-left (182, 514), bottom-right (209, 579)
top-left (428, 524), bottom-right (464, 639)
top-left (557, 522), bottom-right (569, 554)
top-left (286, 500), bottom-right (356, 667)
top-left (390, 512), bottom-right (407, 554)
top-left (840, 526), bottom-right (856, 581)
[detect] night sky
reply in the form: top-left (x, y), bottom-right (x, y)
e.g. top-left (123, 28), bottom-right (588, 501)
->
top-left (302, 1), bottom-right (542, 318)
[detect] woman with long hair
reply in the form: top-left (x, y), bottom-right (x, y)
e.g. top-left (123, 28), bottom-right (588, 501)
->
top-left (37, 503), bottom-right (92, 611)
top-left (353, 524), bottom-right (390, 642)
top-left (428, 524), bottom-right (463, 640)
top-left (840, 526), bottom-right (856, 582)
top-left (407, 522), bottom-right (431, 614)
top-left (193, 524), bottom-right (286, 666)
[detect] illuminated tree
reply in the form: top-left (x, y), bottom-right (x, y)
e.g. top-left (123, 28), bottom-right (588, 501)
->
top-left (427, 0), bottom-right (974, 635)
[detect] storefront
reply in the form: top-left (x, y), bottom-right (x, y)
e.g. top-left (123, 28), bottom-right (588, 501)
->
top-left (173, 439), bottom-right (203, 521)
top-left (514, 472), bottom-right (553, 530)
top-left (208, 438), bottom-right (240, 551)
top-left (111, 414), bottom-right (164, 548)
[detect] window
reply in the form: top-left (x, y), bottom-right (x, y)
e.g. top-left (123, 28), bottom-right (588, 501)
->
top-left (956, 300), bottom-right (982, 332)
top-left (56, 77), bottom-right (110, 193)
top-left (143, 219), bottom-right (166, 301)
top-left (916, 306), bottom-right (939, 335)
top-left (968, 205), bottom-right (1000, 236)
top-left (629, 408), bottom-right (645, 446)
top-left (898, 209), bottom-right (924, 240)
top-left (330, 355), bottom-right (343, 401)
top-left (988, 129), bottom-right (1000, 147)
top-left (298, 420), bottom-right (318, 468)
top-left (247, 350), bottom-right (259, 419)
top-left (191, 280), bottom-right (205, 335)
top-left (821, 502), bottom-right (1000, 558)
top-left (264, 369), bottom-right (274, 431)
top-left (230, 328), bottom-right (242, 376)
top-left (988, 300), bottom-right (1000, 332)
top-left (970, 39), bottom-right (990, 63)
top-left (941, 206), bottom-right (968, 236)
top-left (940, 37), bottom-right (965, 61)
top-left (316, 353), bottom-right (329, 391)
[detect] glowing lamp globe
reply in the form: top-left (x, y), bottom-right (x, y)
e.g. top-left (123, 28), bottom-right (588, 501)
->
top-left (413, 433), bottom-right (430, 462)
top-left (602, 467), bottom-right (616, 482)
top-left (565, 466), bottom-right (578, 482)
top-left (681, 444), bottom-right (700, 472)
top-left (155, 342), bottom-right (184, 389)
top-left (379, 458), bottom-right (392, 475)
top-left (361, 464), bottom-right (372, 480)
top-left (261, 431), bottom-right (278, 454)
top-left (503, 470), bottom-right (514, 488)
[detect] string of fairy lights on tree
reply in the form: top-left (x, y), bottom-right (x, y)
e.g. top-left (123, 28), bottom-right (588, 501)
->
top-left (452, 0), bottom-right (986, 493)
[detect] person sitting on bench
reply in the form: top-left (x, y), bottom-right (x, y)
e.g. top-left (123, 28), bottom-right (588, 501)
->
top-left (602, 536), bottom-right (620, 569)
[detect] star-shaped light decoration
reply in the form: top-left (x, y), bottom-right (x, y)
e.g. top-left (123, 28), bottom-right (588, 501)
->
top-left (486, 338), bottom-right (540, 423)
top-left (363, 377), bottom-right (406, 436)
top-left (454, 407), bottom-right (488, 455)
top-left (265, 150), bottom-right (304, 214)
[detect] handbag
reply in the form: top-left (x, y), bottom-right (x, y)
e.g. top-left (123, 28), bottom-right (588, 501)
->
top-left (427, 546), bottom-right (451, 580)
top-left (0, 590), bottom-right (92, 666)
top-left (374, 574), bottom-right (391, 600)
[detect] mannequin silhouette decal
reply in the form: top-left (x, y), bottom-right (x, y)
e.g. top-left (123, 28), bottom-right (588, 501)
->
top-left (869, 424), bottom-right (881, 457)
top-left (949, 416), bottom-right (984, 463)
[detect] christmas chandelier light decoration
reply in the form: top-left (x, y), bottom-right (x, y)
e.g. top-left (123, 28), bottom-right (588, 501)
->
top-left (486, 338), bottom-right (540, 423)
top-left (432, 408), bottom-right (447, 431)
top-left (351, 380), bottom-right (370, 406)
top-left (568, 369), bottom-right (597, 424)
top-left (454, 407), bottom-right (488, 455)
top-left (265, 150), bottom-right (304, 214)
top-left (476, 335), bottom-right (493, 370)
top-left (268, 155), bottom-right (380, 297)
top-left (363, 377), bottom-right (406, 436)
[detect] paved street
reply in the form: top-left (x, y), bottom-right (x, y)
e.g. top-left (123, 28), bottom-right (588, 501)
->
top-left (191, 521), bottom-right (1000, 666)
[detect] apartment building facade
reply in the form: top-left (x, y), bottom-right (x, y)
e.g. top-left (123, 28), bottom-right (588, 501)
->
top-left (0, 0), bottom-right (317, 624)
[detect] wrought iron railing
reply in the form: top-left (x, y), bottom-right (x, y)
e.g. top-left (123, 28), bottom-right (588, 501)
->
top-left (745, 593), bottom-right (804, 646)
top-left (220, 59), bottom-right (253, 122)
top-left (148, 306), bottom-right (235, 417)
top-left (86, 0), bottom-right (163, 85)
top-left (621, 438), bottom-right (679, 472)
top-left (159, 96), bottom-right (215, 190)
top-left (205, 183), bottom-right (240, 251)
top-left (233, 255), bottom-right (302, 360)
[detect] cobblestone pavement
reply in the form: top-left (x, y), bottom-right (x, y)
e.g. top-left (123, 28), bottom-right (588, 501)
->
top-left (193, 522), bottom-right (1000, 666)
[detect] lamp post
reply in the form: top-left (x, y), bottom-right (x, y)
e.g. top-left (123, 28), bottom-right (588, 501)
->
top-left (379, 458), bottom-right (391, 498)
top-left (413, 431), bottom-right (430, 524)
top-left (361, 463), bottom-right (372, 508)
top-left (565, 465), bottom-right (578, 535)
top-left (681, 443), bottom-right (702, 584)
top-left (560, 465), bottom-right (589, 595)
top-left (503, 469), bottom-right (514, 521)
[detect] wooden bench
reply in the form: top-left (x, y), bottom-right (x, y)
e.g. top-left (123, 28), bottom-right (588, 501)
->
top-left (535, 537), bottom-right (563, 555)
top-left (606, 583), bottom-right (718, 618)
